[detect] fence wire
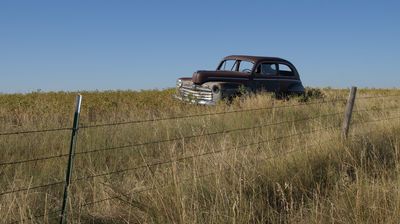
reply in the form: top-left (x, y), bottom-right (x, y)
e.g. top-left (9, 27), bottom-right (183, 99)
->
top-left (356, 94), bottom-right (400, 100)
top-left (3, 113), bottom-right (399, 198)
top-left (72, 125), bottom-right (339, 183)
top-left (353, 105), bottom-right (400, 114)
top-left (0, 180), bottom-right (64, 197)
top-left (79, 134), bottom-right (341, 209)
top-left (0, 110), bottom-right (343, 198)
top-left (0, 153), bottom-right (69, 167)
top-left (10, 120), bottom-right (382, 224)
top-left (2, 105), bottom-right (398, 169)
top-left (78, 93), bottom-right (400, 129)
top-left (79, 98), bottom-right (347, 129)
top-left (4, 113), bottom-right (399, 199)
top-left (0, 127), bottom-right (71, 136)
top-left (353, 115), bottom-right (400, 125)
top-left (76, 111), bottom-right (343, 156)
top-left (0, 100), bottom-right (347, 169)
top-left (1, 93), bottom-right (398, 137)
top-left (9, 115), bottom-right (397, 224)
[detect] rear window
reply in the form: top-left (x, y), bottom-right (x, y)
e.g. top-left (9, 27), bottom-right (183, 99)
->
top-left (278, 64), bottom-right (294, 76)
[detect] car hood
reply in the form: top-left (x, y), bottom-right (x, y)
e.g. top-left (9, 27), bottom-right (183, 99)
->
top-left (191, 70), bottom-right (249, 84)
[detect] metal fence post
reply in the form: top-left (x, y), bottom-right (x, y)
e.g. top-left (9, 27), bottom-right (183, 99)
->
top-left (342, 87), bottom-right (357, 138)
top-left (60, 95), bottom-right (82, 224)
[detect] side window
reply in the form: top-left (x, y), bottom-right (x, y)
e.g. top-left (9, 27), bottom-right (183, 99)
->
top-left (278, 64), bottom-right (294, 76)
top-left (238, 61), bottom-right (254, 73)
top-left (255, 63), bottom-right (277, 76)
top-left (219, 60), bottom-right (238, 71)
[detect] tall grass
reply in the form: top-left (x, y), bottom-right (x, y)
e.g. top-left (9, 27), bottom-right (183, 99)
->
top-left (0, 88), bottom-right (399, 223)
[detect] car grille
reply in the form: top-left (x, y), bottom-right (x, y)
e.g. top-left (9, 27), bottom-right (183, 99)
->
top-left (178, 86), bottom-right (213, 101)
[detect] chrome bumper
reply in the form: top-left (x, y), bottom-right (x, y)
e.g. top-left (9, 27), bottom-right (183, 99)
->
top-left (174, 86), bottom-right (215, 105)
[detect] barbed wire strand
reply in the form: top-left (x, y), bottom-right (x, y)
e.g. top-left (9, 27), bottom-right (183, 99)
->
top-left (75, 111), bottom-right (343, 156)
top-left (0, 153), bottom-right (69, 167)
top-left (356, 94), bottom-right (400, 100)
top-left (0, 127), bottom-right (71, 136)
top-left (352, 115), bottom-right (400, 125)
top-left (81, 123), bottom-right (384, 209)
top-left (2, 105), bottom-right (398, 168)
top-left (73, 125), bottom-right (339, 182)
top-left (8, 125), bottom-right (380, 223)
top-left (3, 114), bottom-right (399, 197)
top-left (0, 114), bottom-right (340, 196)
top-left (0, 99), bottom-right (344, 136)
top-left (1, 93), bottom-right (398, 136)
top-left (5, 133), bottom-right (346, 223)
top-left (80, 94), bottom-right (400, 129)
top-left (10, 125), bottom-right (385, 223)
top-left (0, 111), bottom-right (343, 168)
top-left (0, 180), bottom-right (64, 197)
top-left (79, 134), bottom-right (341, 208)
top-left (79, 98), bottom-right (347, 129)
top-left (353, 105), bottom-right (400, 114)
top-left (68, 115), bottom-right (400, 208)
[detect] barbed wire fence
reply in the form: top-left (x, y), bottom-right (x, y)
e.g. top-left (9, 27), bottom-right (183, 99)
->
top-left (1, 87), bottom-right (399, 223)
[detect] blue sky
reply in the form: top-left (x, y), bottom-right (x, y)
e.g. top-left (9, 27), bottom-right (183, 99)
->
top-left (1, 0), bottom-right (399, 93)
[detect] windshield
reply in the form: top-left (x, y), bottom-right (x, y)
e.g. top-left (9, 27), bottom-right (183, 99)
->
top-left (218, 60), bottom-right (238, 71)
top-left (218, 60), bottom-right (254, 73)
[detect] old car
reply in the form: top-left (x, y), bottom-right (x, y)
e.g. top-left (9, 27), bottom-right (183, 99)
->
top-left (174, 55), bottom-right (304, 105)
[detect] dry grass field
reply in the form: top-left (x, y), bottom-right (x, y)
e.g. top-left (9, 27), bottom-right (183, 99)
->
top-left (0, 88), bottom-right (400, 224)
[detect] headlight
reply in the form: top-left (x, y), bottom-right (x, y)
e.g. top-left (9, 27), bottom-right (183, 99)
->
top-left (212, 85), bottom-right (220, 94)
top-left (176, 79), bottom-right (183, 88)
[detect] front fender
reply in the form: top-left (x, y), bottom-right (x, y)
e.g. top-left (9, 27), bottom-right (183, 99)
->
top-left (203, 82), bottom-right (244, 99)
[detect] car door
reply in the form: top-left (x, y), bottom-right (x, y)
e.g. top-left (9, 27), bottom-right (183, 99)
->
top-left (277, 63), bottom-right (298, 92)
top-left (253, 62), bottom-right (280, 92)
top-left (234, 60), bottom-right (255, 91)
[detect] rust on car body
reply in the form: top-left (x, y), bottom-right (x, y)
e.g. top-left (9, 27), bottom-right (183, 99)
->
top-left (174, 55), bottom-right (304, 105)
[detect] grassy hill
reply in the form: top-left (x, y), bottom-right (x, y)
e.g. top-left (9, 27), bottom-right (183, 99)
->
top-left (0, 88), bottom-right (399, 223)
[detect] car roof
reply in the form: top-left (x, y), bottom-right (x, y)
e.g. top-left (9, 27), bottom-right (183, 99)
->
top-left (223, 55), bottom-right (290, 64)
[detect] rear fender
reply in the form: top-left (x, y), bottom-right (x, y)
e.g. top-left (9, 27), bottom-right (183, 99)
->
top-left (287, 82), bottom-right (305, 93)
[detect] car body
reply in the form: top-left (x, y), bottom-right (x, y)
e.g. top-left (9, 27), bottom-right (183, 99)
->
top-left (174, 55), bottom-right (304, 105)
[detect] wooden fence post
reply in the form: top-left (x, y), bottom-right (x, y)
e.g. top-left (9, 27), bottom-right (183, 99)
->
top-left (59, 95), bottom-right (82, 224)
top-left (342, 87), bottom-right (357, 138)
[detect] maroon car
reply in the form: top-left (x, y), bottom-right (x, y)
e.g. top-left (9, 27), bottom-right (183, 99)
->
top-left (174, 55), bottom-right (304, 105)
